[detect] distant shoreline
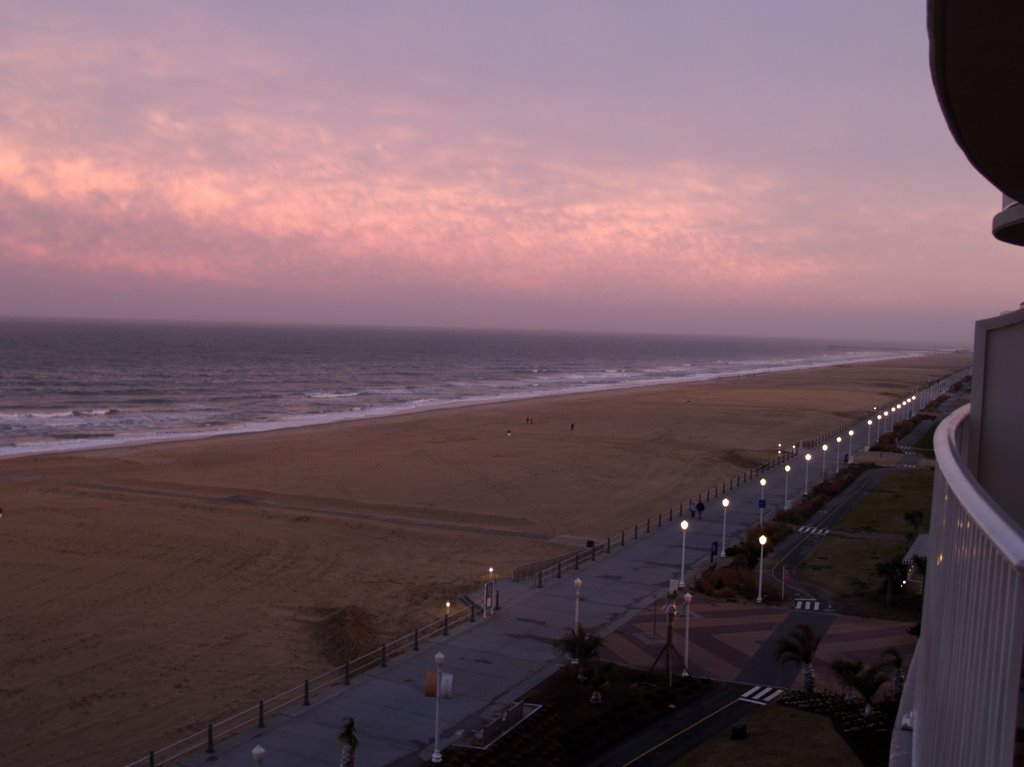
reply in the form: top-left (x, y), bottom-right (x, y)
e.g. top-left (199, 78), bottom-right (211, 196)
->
top-left (0, 348), bottom-right (941, 461)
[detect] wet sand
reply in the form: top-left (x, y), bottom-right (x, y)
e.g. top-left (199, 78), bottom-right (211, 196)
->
top-left (0, 351), bottom-right (969, 765)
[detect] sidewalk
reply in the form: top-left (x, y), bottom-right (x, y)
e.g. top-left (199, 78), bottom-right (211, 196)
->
top-left (176, 440), bottom-right (892, 767)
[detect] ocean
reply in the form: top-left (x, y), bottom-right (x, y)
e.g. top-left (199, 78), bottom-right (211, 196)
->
top-left (0, 319), bottom-right (941, 458)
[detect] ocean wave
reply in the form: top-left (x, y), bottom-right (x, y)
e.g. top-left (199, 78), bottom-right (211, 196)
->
top-left (306, 391), bottom-right (360, 399)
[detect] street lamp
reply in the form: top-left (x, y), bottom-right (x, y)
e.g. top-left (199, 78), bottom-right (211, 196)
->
top-left (574, 577), bottom-right (583, 630)
top-left (720, 498), bottom-right (729, 557)
top-left (683, 591), bottom-right (693, 674)
top-left (444, 601), bottom-right (450, 636)
top-left (679, 520), bottom-right (689, 587)
top-left (883, 410), bottom-right (890, 432)
top-left (756, 534), bottom-right (768, 603)
top-left (252, 745), bottom-right (265, 766)
top-left (804, 452), bottom-right (812, 495)
top-left (758, 477), bottom-right (767, 526)
top-left (821, 444), bottom-right (828, 479)
top-left (783, 464), bottom-right (791, 509)
top-left (432, 652), bottom-right (445, 763)
top-left (484, 566), bottom-right (494, 617)
top-left (835, 435), bottom-right (842, 472)
top-left (848, 429), bottom-right (855, 461)
top-left (867, 419), bottom-right (873, 450)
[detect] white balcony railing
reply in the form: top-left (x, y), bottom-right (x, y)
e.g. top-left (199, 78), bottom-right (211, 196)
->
top-left (893, 405), bottom-right (1024, 766)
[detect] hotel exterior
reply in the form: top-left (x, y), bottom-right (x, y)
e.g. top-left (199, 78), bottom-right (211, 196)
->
top-left (891, 2), bottom-right (1024, 764)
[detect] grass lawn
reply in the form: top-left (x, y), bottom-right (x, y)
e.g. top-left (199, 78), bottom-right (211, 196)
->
top-left (834, 467), bottom-right (934, 534)
top-left (670, 704), bottom-right (863, 767)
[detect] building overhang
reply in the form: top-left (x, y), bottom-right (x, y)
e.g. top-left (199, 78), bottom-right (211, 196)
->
top-left (929, 1), bottom-right (1024, 245)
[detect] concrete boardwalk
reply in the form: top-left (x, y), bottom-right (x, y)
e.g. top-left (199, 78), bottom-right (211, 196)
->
top-left (177, 444), bottom-right (898, 767)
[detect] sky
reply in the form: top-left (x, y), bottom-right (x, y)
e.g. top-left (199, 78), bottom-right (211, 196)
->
top-left (1, 1), bottom-right (1020, 345)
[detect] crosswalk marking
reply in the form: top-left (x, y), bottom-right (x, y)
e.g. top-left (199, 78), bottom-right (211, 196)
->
top-left (794, 599), bottom-right (820, 611)
top-left (740, 685), bottom-right (786, 706)
top-left (798, 525), bottom-right (830, 536)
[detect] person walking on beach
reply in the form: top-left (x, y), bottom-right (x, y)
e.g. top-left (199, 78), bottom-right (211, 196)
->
top-left (338, 716), bottom-right (358, 767)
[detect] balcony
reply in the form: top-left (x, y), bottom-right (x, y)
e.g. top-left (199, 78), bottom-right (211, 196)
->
top-left (993, 194), bottom-right (1024, 246)
top-left (891, 404), bottom-right (1024, 765)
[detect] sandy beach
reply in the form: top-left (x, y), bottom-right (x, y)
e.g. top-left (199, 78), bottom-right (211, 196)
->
top-left (0, 352), bottom-right (968, 765)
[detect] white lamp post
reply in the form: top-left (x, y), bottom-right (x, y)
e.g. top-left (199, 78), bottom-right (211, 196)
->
top-left (835, 436), bottom-right (842, 472)
top-left (679, 520), bottom-right (689, 586)
top-left (758, 477), bottom-right (767, 526)
top-left (484, 566), bottom-right (494, 616)
top-left (432, 652), bottom-right (445, 763)
top-left (784, 464), bottom-right (791, 508)
top-left (848, 429), bottom-right (855, 462)
top-left (252, 745), bottom-right (265, 766)
top-left (867, 419), bottom-right (873, 450)
top-left (821, 444), bottom-right (828, 479)
top-left (683, 591), bottom-right (693, 673)
top-left (756, 534), bottom-right (768, 603)
top-left (804, 452), bottom-right (812, 495)
top-left (574, 577), bottom-right (583, 630)
top-left (720, 498), bottom-right (729, 557)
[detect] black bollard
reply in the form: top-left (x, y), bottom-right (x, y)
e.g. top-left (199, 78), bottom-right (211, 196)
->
top-left (575, 552), bottom-right (580, 570)
top-left (557, 559), bottom-right (562, 578)
top-left (495, 590), bottom-right (500, 611)
top-left (646, 518), bottom-right (650, 534)
top-left (591, 546), bottom-right (596, 562)
top-left (537, 572), bottom-right (542, 589)
top-left (149, 752), bottom-right (155, 767)
top-left (258, 700), bottom-right (265, 728)
top-left (669, 506), bottom-right (673, 521)
top-left (304, 679), bottom-right (310, 705)
top-left (381, 644), bottom-right (387, 668)
top-left (658, 512), bottom-right (662, 527)
top-left (443, 614), bottom-right (449, 636)
top-left (345, 661), bottom-right (351, 685)
top-left (621, 530), bottom-right (625, 546)
top-left (414, 628), bottom-right (419, 651)
top-left (206, 723), bottom-right (215, 754)
top-left (606, 536), bottom-right (610, 553)
top-left (634, 524), bottom-right (638, 540)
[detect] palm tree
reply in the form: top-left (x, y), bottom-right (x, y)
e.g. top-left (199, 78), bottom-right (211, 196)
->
top-left (876, 558), bottom-right (906, 605)
top-left (555, 624), bottom-right (604, 678)
top-left (830, 657), bottom-right (864, 704)
top-left (882, 646), bottom-right (905, 698)
top-left (851, 663), bottom-right (890, 716)
top-left (774, 623), bottom-right (822, 693)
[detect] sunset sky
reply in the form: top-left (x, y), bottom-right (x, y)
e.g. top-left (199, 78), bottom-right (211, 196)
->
top-left (1, 1), bottom-right (1020, 345)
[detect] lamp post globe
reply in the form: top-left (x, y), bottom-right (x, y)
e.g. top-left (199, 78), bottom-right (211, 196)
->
top-left (252, 745), bottom-right (266, 766)
top-left (756, 534), bottom-right (768, 603)
top-left (679, 520), bottom-right (689, 587)
top-left (720, 498), bottom-right (729, 557)
top-left (758, 477), bottom-right (767, 525)
top-left (804, 452), bottom-right (812, 495)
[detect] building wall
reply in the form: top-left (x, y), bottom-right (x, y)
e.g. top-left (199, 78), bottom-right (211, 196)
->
top-left (970, 304), bottom-right (1024, 521)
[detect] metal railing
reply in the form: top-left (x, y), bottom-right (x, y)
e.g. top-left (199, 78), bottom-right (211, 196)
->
top-left (892, 405), bottom-right (1024, 766)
